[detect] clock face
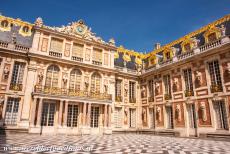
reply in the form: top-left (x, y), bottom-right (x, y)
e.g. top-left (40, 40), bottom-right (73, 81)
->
top-left (76, 25), bottom-right (85, 34)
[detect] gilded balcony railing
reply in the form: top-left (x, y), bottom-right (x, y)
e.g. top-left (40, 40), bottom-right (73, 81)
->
top-left (9, 83), bottom-right (23, 91)
top-left (184, 90), bottom-right (194, 97)
top-left (148, 96), bottom-right (154, 102)
top-left (164, 93), bottom-right (172, 100)
top-left (115, 96), bottom-right (123, 102)
top-left (34, 85), bottom-right (112, 101)
top-left (210, 84), bottom-right (223, 93)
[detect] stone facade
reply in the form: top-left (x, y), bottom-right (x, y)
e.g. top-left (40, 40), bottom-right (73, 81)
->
top-left (0, 14), bottom-right (230, 137)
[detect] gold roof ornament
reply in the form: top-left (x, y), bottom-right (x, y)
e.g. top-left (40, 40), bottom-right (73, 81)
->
top-left (135, 57), bottom-right (142, 65)
top-left (114, 52), bottom-right (119, 59)
top-left (123, 54), bottom-right (131, 62)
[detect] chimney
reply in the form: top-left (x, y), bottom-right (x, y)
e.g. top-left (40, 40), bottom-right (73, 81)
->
top-left (154, 43), bottom-right (161, 50)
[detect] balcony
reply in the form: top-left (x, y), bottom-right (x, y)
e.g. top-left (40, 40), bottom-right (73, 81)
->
top-left (115, 96), bottom-right (123, 102)
top-left (0, 41), bottom-right (8, 48)
top-left (210, 84), bottom-right (223, 93)
top-left (184, 90), bottom-right (194, 97)
top-left (199, 39), bottom-right (222, 52)
top-left (159, 58), bottom-right (173, 66)
top-left (148, 96), bottom-right (154, 102)
top-left (33, 85), bottom-right (112, 101)
top-left (129, 98), bottom-right (136, 103)
top-left (92, 60), bottom-right (102, 66)
top-left (15, 44), bottom-right (29, 52)
top-left (164, 94), bottom-right (172, 100)
top-left (0, 40), bottom-right (30, 53)
top-left (177, 50), bottom-right (194, 60)
top-left (9, 83), bottom-right (23, 91)
top-left (72, 56), bottom-right (83, 62)
top-left (49, 51), bottom-right (62, 58)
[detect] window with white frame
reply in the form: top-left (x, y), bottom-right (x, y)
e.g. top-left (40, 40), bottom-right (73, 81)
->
top-left (72, 43), bottom-right (83, 58)
top-left (163, 75), bottom-right (171, 95)
top-left (183, 68), bottom-right (193, 92)
top-left (45, 65), bottom-right (60, 88)
top-left (69, 69), bottom-right (82, 91)
top-left (115, 79), bottom-right (122, 99)
top-left (90, 106), bottom-right (99, 128)
top-left (41, 102), bottom-right (56, 126)
top-left (129, 81), bottom-right (136, 102)
top-left (92, 48), bottom-right (102, 62)
top-left (4, 97), bottom-right (20, 125)
top-left (50, 38), bottom-right (63, 53)
top-left (10, 62), bottom-right (25, 90)
top-left (91, 73), bottom-right (101, 93)
top-left (67, 104), bottom-right (79, 127)
top-left (208, 60), bottom-right (222, 88)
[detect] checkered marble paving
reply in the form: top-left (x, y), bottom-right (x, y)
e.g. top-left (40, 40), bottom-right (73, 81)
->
top-left (0, 134), bottom-right (230, 154)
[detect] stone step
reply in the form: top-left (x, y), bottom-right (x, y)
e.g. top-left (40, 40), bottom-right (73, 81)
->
top-left (0, 127), bottom-right (28, 135)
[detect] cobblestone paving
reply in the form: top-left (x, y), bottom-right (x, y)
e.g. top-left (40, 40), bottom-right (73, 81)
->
top-left (0, 134), bottom-right (230, 154)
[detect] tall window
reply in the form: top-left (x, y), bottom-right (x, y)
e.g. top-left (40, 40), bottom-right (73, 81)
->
top-left (129, 81), bottom-right (136, 103)
top-left (4, 97), bottom-right (20, 125)
top-left (115, 79), bottom-right (122, 100)
top-left (72, 43), bottom-right (83, 58)
top-left (148, 79), bottom-right (154, 97)
top-left (69, 69), bottom-right (82, 91)
top-left (91, 73), bottom-right (101, 93)
top-left (50, 38), bottom-right (63, 52)
top-left (104, 53), bottom-right (109, 66)
top-left (184, 68), bottom-right (193, 96)
top-left (10, 62), bottom-right (25, 91)
top-left (45, 65), bottom-right (60, 88)
top-left (90, 106), bottom-right (99, 128)
top-left (163, 75), bottom-right (171, 99)
top-left (92, 48), bottom-right (102, 62)
top-left (67, 104), bottom-right (79, 127)
top-left (41, 102), bottom-right (56, 126)
top-left (208, 60), bottom-right (222, 92)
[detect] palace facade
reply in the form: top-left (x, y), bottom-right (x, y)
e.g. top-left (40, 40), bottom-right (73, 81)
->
top-left (0, 14), bottom-right (230, 137)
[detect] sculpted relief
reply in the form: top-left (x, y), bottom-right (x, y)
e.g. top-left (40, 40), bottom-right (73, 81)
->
top-left (224, 62), bottom-right (230, 83)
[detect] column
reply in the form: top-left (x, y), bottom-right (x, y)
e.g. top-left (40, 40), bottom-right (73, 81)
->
top-left (108, 105), bottom-right (112, 127)
top-left (20, 61), bottom-right (37, 127)
top-left (104, 104), bottom-right (107, 127)
top-left (30, 97), bottom-right (38, 127)
top-left (63, 101), bottom-right (68, 127)
top-left (36, 98), bottom-right (43, 126)
top-left (58, 100), bottom-right (64, 126)
top-left (87, 103), bottom-right (91, 127)
top-left (82, 102), bottom-right (87, 126)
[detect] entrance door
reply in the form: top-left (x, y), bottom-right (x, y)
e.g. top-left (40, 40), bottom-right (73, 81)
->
top-left (213, 101), bottom-right (228, 130)
top-left (188, 104), bottom-right (197, 129)
top-left (41, 102), bottom-right (56, 126)
top-left (166, 106), bottom-right (173, 129)
top-left (149, 108), bottom-right (155, 129)
top-left (90, 106), bottom-right (99, 128)
top-left (4, 97), bottom-right (20, 125)
top-left (129, 108), bottom-right (136, 128)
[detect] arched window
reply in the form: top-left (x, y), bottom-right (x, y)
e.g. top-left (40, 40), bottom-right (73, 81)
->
top-left (91, 72), bottom-right (101, 93)
top-left (69, 69), bottom-right (82, 91)
top-left (208, 32), bottom-right (217, 42)
top-left (45, 65), bottom-right (60, 88)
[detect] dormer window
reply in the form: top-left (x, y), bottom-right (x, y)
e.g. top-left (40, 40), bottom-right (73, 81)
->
top-left (165, 52), bottom-right (170, 60)
top-left (1, 20), bottom-right (9, 28)
top-left (22, 26), bottom-right (29, 33)
top-left (207, 32), bottom-right (217, 42)
top-left (184, 43), bottom-right (191, 52)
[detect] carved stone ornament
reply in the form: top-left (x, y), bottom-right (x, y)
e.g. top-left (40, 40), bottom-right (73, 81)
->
top-left (155, 82), bottom-right (160, 94)
top-left (104, 84), bottom-right (108, 93)
top-left (35, 17), bottom-right (43, 27)
top-left (62, 74), bottom-right (68, 84)
top-left (141, 86), bottom-right (147, 98)
top-left (195, 71), bottom-right (202, 86)
top-left (191, 37), bottom-right (200, 48)
top-left (173, 77), bottom-right (179, 91)
top-left (124, 84), bottom-right (128, 96)
top-left (175, 104), bottom-right (181, 122)
top-left (43, 19), bottom-right (109, 45)
top-left (200, 102), bottom-right (207, 122)
top-left (220, 24), bottom-right (226, 36)
top-left (156, 107), bottom-right (162, 122)
top-left (3, 65), bottom-right (10, 80)
top-left (142, 108), bottom-right (147, 123)
top-left (84, 77), bottom-right (89, 90)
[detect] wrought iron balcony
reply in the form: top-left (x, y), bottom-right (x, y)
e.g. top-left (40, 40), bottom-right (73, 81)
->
top-left (164, 93), bottom-right (172, 100)
top-left (210, 84), bottom-right (223, 93)
top-left (148, 96), bottom-right (154, 102)
top-left (34, 85), bottom-right (112, 101)
top-left (184, 90), bottom-right (194, 97)
top-left (115, 96), bottom-right (123, 102)
top-left (129, 98), bottom-right (136, 103)
top-left (9, 83), bottom-right (23, 91)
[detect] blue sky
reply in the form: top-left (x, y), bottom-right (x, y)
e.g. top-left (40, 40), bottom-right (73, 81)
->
top-left (1, 0), bottom-right (230, 53)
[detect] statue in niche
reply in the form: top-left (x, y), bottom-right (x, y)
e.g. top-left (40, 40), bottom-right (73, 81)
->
top-left (37, 71), bottom-right (44, 85)
top-left (84, 77), bottom-right (89, 91)
top-left (155, 82), bottom-right (160, 95)
top-left (173, 77), bottom-right (179, 92)
top-left (192, 37), bottom-right (200, 48)
top-left (195, 71), bottom-right (202, 87)
top-left (224, 62), bottom-right (230, 83)
top-left (156, 107), bottom-right (162, 122)
top-left (104, 84), bottom-right (108, 94)
top-left (62, 74), bottom-right (68, 85)
top-left (3, 65), bottom-right (10, 80)
top-left (124, 84), bottom-right (128, 97)
top-left (136, 64), bottom-right (142, 74)
top-left (35, 17), bottom-right (43, 27)
top-left (141, 86), bottom-right (147, 98)
top-left (200, 102), bottom-right (207, 122)
top-left (142, 108), bottom-right (147, 124)
top-left (171, 47), bottom-right (179, 57)
top-left (175, 104), bottom-right (181, 122)
top-left (220, 24), bottom-right (226, 36)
